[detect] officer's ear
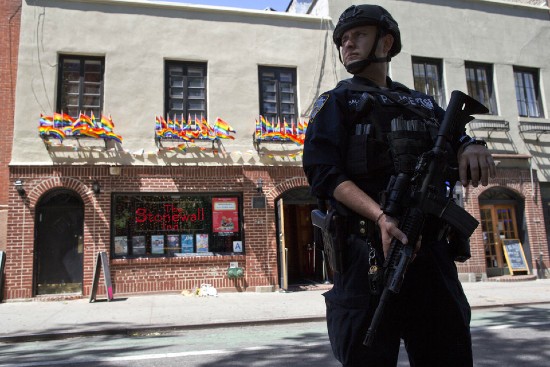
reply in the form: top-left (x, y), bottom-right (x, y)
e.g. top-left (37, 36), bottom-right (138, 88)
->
top-left (381, 33), bottom-right (394, 56)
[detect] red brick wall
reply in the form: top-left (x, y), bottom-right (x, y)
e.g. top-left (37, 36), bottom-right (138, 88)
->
top-left (5, 165), bottom-right (307, 299)
top-left (0, 1), bottom-right (21, 250)
top-left (6, 163), bottom-right (548, 300)
top-left (457, 167), bottom-right (550, 275)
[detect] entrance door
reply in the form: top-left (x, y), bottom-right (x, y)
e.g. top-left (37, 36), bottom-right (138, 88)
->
top-left (283, 203), bottom-right (319, 284)
top-left (480, 205), bottom-right (518, 274)
top-left (35, 191), bottom-right (84, 295)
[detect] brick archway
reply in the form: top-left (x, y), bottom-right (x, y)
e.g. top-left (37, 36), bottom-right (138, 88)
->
top-left (26, 177), bottom-right (95, 209)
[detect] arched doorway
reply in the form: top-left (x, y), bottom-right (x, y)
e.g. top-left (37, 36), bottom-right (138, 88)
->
top-left (479, 187), bottom-right (526, 277)
top-left (34, 189), bottom-right (84, 295)
top-left (276, 187), bottom-right (324, 289)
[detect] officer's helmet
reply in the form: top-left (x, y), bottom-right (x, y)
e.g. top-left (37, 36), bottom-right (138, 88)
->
top-left (333, 5), bottom-right (401, 58)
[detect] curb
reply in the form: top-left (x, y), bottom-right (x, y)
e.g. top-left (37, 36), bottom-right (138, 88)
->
top-left (4, 300), bottom-right (550, 343)
top-left (0, 316), bottom-right (327, 344)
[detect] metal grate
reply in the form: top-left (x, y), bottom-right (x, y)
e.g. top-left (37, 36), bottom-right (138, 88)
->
top-left (519, 121), bottom-right (550, 139)
top-left (469, 119), bottom-right (510, 132)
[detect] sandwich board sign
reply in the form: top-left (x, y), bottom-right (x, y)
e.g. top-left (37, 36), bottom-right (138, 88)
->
top-left (502, 239), bottom-right (530, 275)
top-left (89, 252), bottom-right (114, 302)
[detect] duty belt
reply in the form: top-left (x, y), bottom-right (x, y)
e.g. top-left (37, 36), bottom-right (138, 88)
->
top-left (346, 215), bottom-right (376, 238)
top-left (347, 214), bottom-right (448, 243)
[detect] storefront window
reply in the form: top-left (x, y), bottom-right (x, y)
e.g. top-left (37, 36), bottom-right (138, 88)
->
top-left (111, 193), bottom-right (243, 258)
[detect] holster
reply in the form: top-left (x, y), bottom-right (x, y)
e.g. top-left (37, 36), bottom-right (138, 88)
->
top-left (311, 209), bottom-right (346, 273)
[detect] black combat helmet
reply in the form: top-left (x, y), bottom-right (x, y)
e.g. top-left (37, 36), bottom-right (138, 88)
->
top-left (333, 5), bottom-right (402, 73)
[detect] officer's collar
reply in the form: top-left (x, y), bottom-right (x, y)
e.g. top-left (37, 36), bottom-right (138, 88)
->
top-left (351, 75), bottom-right (410, 93)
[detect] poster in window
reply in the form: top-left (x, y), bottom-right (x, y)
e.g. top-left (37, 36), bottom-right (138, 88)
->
top-left (196, 233), bottom-right (209, 253)
top-left (167, 234), bottom-right (180, 255)
top-left (151, 235), bottom-right (165, 254)
top-left (233, 241), bottom-right (243, 253)
top-left (132, 235), bottom-right (146, 255)
top-left (114, 236), bottom-right (128, 256)
top-left (212, 197), bottom-right (239, 233)
top-left (181, 234), bottom-right (194, 253)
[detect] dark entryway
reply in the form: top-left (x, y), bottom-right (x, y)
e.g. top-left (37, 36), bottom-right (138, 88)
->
top-left (34, 190), bottom-right (84, 295)
top-left (276, 187), bottom-right (326, 289)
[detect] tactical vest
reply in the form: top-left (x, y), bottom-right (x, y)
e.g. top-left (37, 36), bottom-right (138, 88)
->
top-left (338, 79), bottom-right (440, 199)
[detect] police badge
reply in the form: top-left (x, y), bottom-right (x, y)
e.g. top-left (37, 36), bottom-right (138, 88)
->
top-left (310, 93), bottom-right (330, 121)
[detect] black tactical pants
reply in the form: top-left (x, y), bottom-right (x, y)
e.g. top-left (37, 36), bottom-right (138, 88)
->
top-left (325, 237), bottom-right (473, 367)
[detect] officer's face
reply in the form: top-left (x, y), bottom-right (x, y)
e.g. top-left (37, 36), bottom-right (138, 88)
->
top-left (340, 25), bottom-right (378, 67)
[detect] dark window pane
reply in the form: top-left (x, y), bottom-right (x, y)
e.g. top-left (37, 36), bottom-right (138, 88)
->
top-left (57, 56), bottom-right (104, 119)
top-left (258, 66), bottom-right (297, 125)
top-left (166, 62), bottom-right (207, 120)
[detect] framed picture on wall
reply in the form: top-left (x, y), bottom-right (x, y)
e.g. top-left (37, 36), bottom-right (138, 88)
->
top-left (166, 234), bottom-right (180, 255)
top-left (114, 236), bottom-right (128, 256)
top-left (132, 235), bottom-right (146, 255)
top-left (196, 234), bottom-right (209, 253)
top-left (181, 234), bottom-right (194, 253)
top-left (151, 235), bottom-right (165, 254)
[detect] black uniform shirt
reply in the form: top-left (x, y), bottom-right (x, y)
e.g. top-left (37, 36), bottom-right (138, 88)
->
top-left (303, 75), bottom-right (467, 201)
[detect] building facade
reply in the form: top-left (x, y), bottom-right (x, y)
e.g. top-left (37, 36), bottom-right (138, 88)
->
top-left (3, 0), bottom-right (549, 300)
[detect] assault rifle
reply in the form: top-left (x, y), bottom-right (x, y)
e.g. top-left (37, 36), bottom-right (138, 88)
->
top-left (363, 90), bottom-right (488, 347)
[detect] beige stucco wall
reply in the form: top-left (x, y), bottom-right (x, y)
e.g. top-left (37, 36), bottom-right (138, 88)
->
top-left (323, 0), bottom-right (550, 179)
top-left (12, 0), bottom-right (337, 166)
top-left (12, 0), bottom-right (550, 179)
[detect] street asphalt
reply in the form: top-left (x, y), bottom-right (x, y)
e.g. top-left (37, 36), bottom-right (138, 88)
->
top-left (0, 277), bottom-right (549, 343)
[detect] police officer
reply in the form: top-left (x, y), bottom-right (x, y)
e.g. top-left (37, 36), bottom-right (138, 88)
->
top-left (303, 4), bottom-right (496, 367)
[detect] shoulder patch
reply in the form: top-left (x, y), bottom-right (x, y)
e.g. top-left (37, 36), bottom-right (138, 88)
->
top-left (310, 94), bottom-right (330, 121)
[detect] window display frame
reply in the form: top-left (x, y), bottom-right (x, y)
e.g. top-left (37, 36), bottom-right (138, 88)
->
top-left (110, 192), bottom-right (244, 259)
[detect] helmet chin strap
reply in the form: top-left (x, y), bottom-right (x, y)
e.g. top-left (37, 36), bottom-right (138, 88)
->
top-left (345, 56), bottom-right (389, 74)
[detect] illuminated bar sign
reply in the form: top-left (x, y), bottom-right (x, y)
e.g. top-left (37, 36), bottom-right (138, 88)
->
top-left (135, 203), bottom-right (206, 231)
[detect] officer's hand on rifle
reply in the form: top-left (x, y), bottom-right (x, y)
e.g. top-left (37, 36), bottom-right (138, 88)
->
top-left (377, 213), bottom-right (423, 260)
top-left (458, 143), bottom-right (496, 187)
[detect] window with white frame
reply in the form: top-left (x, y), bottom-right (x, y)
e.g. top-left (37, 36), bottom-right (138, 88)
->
top-left (514, 67), bottom-right (543, 118)
top-left (412, 57), bottom-right (446, 108)
top-left (465, 62), bottom-right (497, 114)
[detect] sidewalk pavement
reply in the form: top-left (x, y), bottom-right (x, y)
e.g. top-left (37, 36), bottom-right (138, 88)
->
top-left (1, 278), bottom-right (549, 343)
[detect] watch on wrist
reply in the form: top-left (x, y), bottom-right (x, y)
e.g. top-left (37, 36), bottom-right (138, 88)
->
top-left (462, 138), bottom-right (487, 150)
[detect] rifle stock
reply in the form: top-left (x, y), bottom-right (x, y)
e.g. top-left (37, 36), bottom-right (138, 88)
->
top-left (363, 91), bottom-right (487, 347)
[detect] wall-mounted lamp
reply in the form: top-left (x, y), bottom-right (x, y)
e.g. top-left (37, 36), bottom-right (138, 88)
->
top-left (256, 178), bottom-right (263, 194)
top-left (14, 179), bottom-right (25, 197)
top-left (92, 181), bottom-right (101, 195)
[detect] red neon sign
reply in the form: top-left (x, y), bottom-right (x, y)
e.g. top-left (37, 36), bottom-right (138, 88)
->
top-left (135, 204), bottom-right (205, 230)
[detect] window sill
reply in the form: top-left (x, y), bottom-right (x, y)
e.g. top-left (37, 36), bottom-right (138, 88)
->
top-left (519, 117), bottom-right (550, 124)
top-left (111, 253), bottom-right (246, 265)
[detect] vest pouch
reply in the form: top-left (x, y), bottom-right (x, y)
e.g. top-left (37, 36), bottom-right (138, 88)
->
top-left (345, 134), bottom-right (369, 177)
top-left (345, 135), bottom-right (393, 179)
top-left (387, 130), bottom-right (433, 174)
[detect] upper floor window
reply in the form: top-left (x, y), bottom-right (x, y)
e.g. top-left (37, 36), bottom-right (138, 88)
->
top-left (57, 56), bottom-right (104, 118)
top-left (465, 62), bottom-right (497, 114)
top-left (412, 57), bottom-right (446, 108)
top-left (165, 61), bottom-right (207, 121)
top-left (514, 67), bottom-right (543, 118)
top-left (259, 66), bottom-right (297, 125)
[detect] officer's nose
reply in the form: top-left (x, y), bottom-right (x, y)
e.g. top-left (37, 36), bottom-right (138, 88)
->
top-left (342, 38), bottom-right (355, 49)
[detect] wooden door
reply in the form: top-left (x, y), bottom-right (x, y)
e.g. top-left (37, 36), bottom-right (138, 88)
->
top-left (480, 205), bottom-right (518, 270)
